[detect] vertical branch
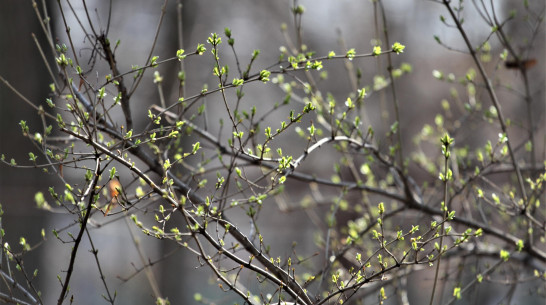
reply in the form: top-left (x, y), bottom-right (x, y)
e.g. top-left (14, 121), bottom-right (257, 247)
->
top-left (98, 35), bottom-right (133, 130)
top-left (372, 1), bottom-right (389, 127)
top-left (57, 158), bottom-right (102, 305)
top-left (32, 0), bottom-right (55, 56)
top-left (428, 134), bottom-right (453, 305)
top-left (123, 217), bottom-right (164, 301)
top-left (177, 0), bottom-right (186, 100)
top-left (441, 0), bottom-right (528, 205)
top-left (491, 15), bottom-right (537, 178)
top-left (55, 2), bottom-right (84, 69)
top-left (128, 0), bottom-right (168, 96)
top-left (378, 0), bottom-right (405, 170)
top-left (84, 229), bottom-right (115, 304)
top-left (31, 33), bottom-right (59, 92)
top-left (336, 32), bottom-right (358, 92)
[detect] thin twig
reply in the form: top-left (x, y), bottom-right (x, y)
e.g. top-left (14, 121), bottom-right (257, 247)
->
top-left (441, 0), bottom-right (528, 206)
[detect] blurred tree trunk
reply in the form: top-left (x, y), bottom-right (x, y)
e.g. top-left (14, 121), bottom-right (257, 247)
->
top-left (0, 0), bottom-right (52, 295)
top-left (0, 3), bottom-right (52, 213)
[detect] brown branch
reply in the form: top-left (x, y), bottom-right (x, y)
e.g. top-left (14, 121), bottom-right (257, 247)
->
top-left (98, 35), bottom-right (132, 130)
top-left (62, 128), bottom-right (314, 304)
top-left (441, 0), bottom-right (528, 206)
top-left (57, 157), bottom-right (102, 305)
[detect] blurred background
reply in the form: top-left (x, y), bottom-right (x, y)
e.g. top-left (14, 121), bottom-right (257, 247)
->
top-left (0, 1), bottom-right (543, 304)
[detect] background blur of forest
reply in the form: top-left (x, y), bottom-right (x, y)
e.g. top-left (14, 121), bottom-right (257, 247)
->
top-left (0, 1), bottom-right (543, 304)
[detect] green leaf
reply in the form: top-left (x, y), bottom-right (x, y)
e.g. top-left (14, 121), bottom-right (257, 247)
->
top-left (516, 239), bottom-right (524, 252)
top-left (500, 249), bottom-right (510, 261)
top-left (163, 159), bottom-right (171, 170)
top-left (19, 120), bottom-right (29, 135)
top-left (35, 192), bottom-right (50, 210)
top-left (259, 70), bottom-right (271, 83)
top-left (176, 49), bottom-right (185, 60)
top-left (372, 46), bottom-right (381, 56)
top-left (292, 5), bottom-right (305, 14)
top-left (378, 202), bottom-right (385, 215)
top-left (192, 142), bottom-right (200, 154)
top-left (46, 98), bottom-right (55, 108)
top-left (196, 43), bottom-right (206, 55)
top-left (392, 42), bottom-right (405, 54)
top-left (346, 48), bottom-right (356, 60)
top-left (453, 287), bottom-right (461, 299)
top-left (109, 167), bottom-right (116, 179)
top-left (224, 27), bottom-right (232, 37)
top-left (153, 71), bottom-right (163, 83)
top-left (232, 78), bottom-right (244, 86)
top-left (150, 56), bottom-right (159, 67)
top-left (28, 152), bottom-right (37, 162)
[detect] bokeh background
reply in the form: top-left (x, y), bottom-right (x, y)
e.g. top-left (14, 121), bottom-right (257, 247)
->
top-left (0, 1), bottom-right (544, 304)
